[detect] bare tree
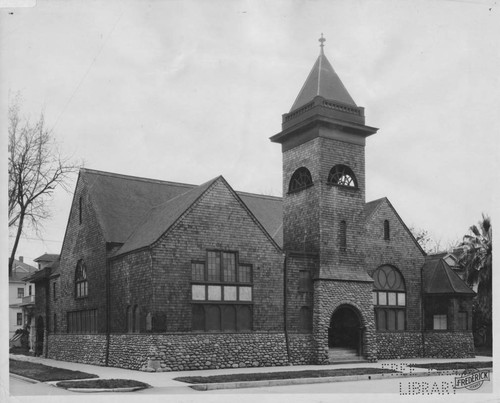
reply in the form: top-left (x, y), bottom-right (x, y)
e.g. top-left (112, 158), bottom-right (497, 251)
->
top-left (8, 97), bottom-right (79, 276)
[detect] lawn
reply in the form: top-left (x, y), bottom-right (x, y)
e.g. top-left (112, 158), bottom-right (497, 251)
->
top-left (9, 359), bottom-right (98, 382)
top-left (56, 379), bottom-right (150, 390)
top-left (174, 367), bottom-right (399, 384)
top-left (409, 361), bottom-right (492, 371)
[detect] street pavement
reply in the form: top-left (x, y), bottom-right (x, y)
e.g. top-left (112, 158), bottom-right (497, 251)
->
top-left (8, 353), bottom-right (495, 398)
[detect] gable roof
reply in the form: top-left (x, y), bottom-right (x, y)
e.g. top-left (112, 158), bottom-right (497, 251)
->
top-left (116, 177), bottom-right (219, 255)
top-left (290, 50), bottom-right (357, 112)
top-left (364, 197), bottom-right (426, 256)
top-left (9, 259), bottom-right (37, 282)
top-left (78, 169), bottom-right (284, 253)
top-left (34, 253), bottom-right (59, 263)
top-left (422, 255), bottom-right (475, 295)
top-left (364, 197), bottom-right (385, 221)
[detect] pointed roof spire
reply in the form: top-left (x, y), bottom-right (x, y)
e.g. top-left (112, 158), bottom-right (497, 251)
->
top-left (290, 34), bottom-right (357, 112)
top-left (319, 33), bottom-right (326, 54)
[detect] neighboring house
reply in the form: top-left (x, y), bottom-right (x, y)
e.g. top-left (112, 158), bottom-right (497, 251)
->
top-left (29, 39), bottom-right (476, 370)
top-left (8, 257), bottom-right (37, 345)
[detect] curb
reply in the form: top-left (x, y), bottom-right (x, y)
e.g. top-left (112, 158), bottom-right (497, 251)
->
top-left (9, 373), bottom-right (39, 384)
top-left (64, 386), bottom-right (147, 393)
top-left (189, 368), bottom-right (494, 391)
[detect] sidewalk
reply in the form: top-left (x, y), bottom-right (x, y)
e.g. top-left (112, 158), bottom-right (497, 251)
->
top-left (9, 353), bottom-right (493, 391)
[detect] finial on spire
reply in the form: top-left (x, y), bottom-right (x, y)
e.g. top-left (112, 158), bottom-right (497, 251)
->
top-left (319, 33), bottom-right (326, 54)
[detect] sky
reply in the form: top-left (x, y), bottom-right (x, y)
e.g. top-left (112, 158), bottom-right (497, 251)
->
top-left (1, 0), bottom-right (499, 268)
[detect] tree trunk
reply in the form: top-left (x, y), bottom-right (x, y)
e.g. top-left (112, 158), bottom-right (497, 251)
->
top-left (9, 208), bottom-right (25, 277)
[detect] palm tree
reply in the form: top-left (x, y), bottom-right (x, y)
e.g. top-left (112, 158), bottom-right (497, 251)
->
top-left (459, 214), bottom-right (492, 347)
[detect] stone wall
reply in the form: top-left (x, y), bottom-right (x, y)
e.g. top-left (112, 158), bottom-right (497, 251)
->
top-left (314, 280), bottom-right (376, 363)
top-left (376, 332), bottom-right (423, 359)
top-left (46, 332), bottom-right (317, 371)
top-left (288, 333), bottom-right (317, 364)
top-left (47, 334), bottom-right (107, 365)
top-left (423, 331), bottom-right (475, 358)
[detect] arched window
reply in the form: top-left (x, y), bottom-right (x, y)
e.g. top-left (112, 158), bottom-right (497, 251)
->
top-left (288, 167), bottom-right (313, 193)
top-left (75, 260), bottom-right (88, 298)
top-left (372, 265), bottom-right (406, 331)
top-left (384, 220), bottom-right (390, 240)
top-left (339, 220), bottom-right (347, 250)
top-left (328, 165), bottom-right (358, 188)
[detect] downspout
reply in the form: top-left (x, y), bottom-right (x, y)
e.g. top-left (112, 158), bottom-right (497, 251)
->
top-left (283, 252), bottom-right (291, 363)
top-left (105, 259), bottom-right (110, 366)
top-left (420, 264), bottom-right (426, 357)
top-left (44, 276), bottom-right (49, 358)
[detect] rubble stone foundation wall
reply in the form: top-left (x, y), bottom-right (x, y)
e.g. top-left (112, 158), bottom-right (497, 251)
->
top-left (376, 332), bottom-right (423, 359)
top-left (423, 331), bottom-right (475, 358)
top-left (47, 332), bottom-right (317, 371)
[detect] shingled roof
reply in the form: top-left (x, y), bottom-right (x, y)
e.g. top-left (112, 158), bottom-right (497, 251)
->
top-left (422, 255), bottom-right (475, 295)
top-left (290, 47), bottom-right (357, 112)
top-left (79, 169), bottom-right (284, 253)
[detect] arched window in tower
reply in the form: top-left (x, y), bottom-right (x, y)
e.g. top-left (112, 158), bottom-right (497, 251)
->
top-left (288, 167), bottom-right (313, 193)
top-left (339, 220), bottom-right (347, 250)
top-left (372, 265), bottom-right (406, 331)
top-left (75, 260), bottom-right (88, 298)
top-left (384, 220), bottom-right (390, 240)
top-left (328, 165), bottom-right (358, 188)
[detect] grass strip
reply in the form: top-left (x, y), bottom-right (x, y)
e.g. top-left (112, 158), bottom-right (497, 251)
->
top-left (409, 361), bottom-right (492, 371)
top-left (9, 359), bottom-right (98, 382)
top-left (57, 379), bottom-right (149, 390)
top-left (174, 367), bottom-right (399, 384)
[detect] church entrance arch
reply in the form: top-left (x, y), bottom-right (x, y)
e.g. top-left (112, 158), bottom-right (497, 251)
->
top-left (328, 305), bottom-right (363, 357)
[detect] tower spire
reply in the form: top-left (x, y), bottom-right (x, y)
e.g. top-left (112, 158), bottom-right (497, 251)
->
top-left (319, 33), bottom-right (326, 54)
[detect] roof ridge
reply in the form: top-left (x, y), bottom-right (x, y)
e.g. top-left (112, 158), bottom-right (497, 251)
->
top-left (236, 190), bottom-right (282, 201)
top-left (80, 168), bottom-right (196, 188)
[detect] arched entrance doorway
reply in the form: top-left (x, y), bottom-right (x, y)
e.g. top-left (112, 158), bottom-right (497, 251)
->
top-left (35, 316), bottom-right (44, 357)
top-left (328, 305), bottom-right (363, 361)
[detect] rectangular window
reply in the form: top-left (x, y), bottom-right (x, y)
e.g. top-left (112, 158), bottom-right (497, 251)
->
top-left (433, 314), bottom-right (447, 330)
top-left (223, 286), bottom-right (237, 301)
top-left (17, 313), bottom-right (22, 326)
top-left (191, 262), bottom-right (205, 281)
top-left (207, 252), bottom-right (221, 281)
top-left (67, 309), bottom-right (97, 334)
top-left (239, 286), bottom-right (252, 301)
top-left (17, 288), bottom-right (24, 298)
top-left (396, 310), bottom-right (405, 330)
top-left (373, 291), bottom-right (378, 305)
top-left (222, 252), bottom-right (236, 282)
top-left (397, 293), bottom-right (406, 306)
top-left (29, 285), bottom-right (32, 296)
top-left (376, 310), bottom-right (386, 330)
top-left (387, 310), bottom-right (396, 330)
top-left (387, 292), bottom-right (397, 306)
top-left (207, 285), bottom-right (222, 301)
top-left (378, 292), bottom-right (387, 305)
top-left (238, 265), bottom-right (252, 283)
top-left (457, 312), bottom-right (468, 330)
top-left (192, 285), bottom-right (206, 300)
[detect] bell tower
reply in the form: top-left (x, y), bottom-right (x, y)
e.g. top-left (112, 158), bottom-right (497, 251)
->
top-left (271, 35), bottom-right (378, 362)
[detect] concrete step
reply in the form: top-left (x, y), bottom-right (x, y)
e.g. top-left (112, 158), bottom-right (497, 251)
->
top-left (328, 347), bottom-right (364, 362)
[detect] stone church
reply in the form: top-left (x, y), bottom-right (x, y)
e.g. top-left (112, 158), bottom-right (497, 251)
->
top-left (29, 38), bottom-right (475, 371)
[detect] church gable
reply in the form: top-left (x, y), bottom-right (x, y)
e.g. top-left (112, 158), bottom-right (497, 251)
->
top-left (148, 177), bottom-right (284, 333)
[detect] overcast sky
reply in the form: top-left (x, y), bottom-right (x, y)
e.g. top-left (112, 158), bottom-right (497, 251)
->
top-left (2, 0), bottom-right (499, 267)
